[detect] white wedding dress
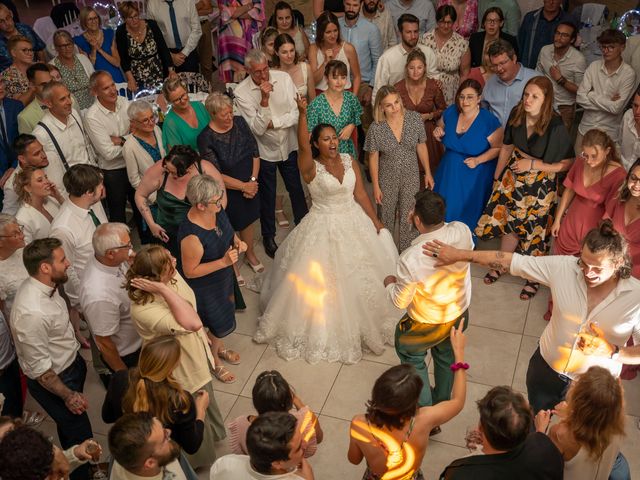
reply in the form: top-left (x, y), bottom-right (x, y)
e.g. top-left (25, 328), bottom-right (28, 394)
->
top-left (255, 154), bottom-right (403, 364)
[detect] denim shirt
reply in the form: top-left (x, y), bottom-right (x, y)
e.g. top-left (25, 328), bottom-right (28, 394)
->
top-left (338, 16), bottom-right (382, 85)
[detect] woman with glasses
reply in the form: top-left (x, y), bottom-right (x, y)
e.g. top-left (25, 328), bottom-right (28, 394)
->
top-left (422, 5), bottom-right (471, 105)
top-left (436, 0), bottom-right (478, 39)
top-left (468, 7), bottom-right (518, 68)
top-left (161, 77), bottom-right (210, 151)
top-left (115, 1), bottom-right (174, 93)
top-left (50, 30), bottom-right (95, 111)
top-left (475, 76), bottom-right (573, 301)
top-left (14, 166), bottom-right (63, 244)
top-left (0, 214), bottom-right (27, 319)
top-left (1, 35), bottom-right (35, 105)
top-left (134, 145), bottom-right (226, 258)
top-left (432, 79), bottom-right (502, 232)
top-left (198, 92), bottom-right (263, 282)
top-left (74, 6), bottom-right (125, 84)
top-left (178, 175), bottom-right (246, 384)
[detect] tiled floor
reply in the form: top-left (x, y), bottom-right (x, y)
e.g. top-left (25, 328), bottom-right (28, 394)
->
top-left (26, 230), bottom-right (640, 480)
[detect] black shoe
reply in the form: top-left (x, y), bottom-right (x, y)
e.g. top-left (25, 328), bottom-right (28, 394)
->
top-left (429, 426), bottom-right (441, 437)
top-left (263, 237), bottom-right (278, 258)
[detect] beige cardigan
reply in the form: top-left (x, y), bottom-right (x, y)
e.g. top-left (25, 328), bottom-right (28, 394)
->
top-left (122, 126), bottom-right (166, 204)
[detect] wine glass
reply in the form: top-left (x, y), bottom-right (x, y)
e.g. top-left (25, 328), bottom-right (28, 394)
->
top-left (85, 439), bottom-right (107, 480)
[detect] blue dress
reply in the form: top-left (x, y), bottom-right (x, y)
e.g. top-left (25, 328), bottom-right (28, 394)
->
top-left (177, 210), bottom-right (236, 338)
top-left (434, 105), bottom-right (500, 233)
top-left (74, 29), bottom-right (125, 83)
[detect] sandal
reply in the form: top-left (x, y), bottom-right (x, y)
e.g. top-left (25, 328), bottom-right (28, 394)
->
top-left (519, 281), bottom-right (540, 301)
top-left (275, 209), bottom-right (290, 228)
top-left (213, 365), bottom-right (236, 384)
top-left (218, 348), bottom-right (241, 365)
top-left (244, 257), bottom-right (265, 273)
top-left (236, 273), bottom-right (246, 287)
top-left (483, 269), bottom-right (502, 285)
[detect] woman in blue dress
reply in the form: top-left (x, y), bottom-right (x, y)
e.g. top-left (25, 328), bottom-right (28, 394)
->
top-left (178, 174), bottom-right (246, 385)
top-left (74, 6), bottom-right (125, 83)
top-left (433, 78), bottom-right (502, 232)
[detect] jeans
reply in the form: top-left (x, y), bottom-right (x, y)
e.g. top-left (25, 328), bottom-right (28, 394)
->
top-left (526, 347), bottom-right (572, 414)
top-left (259, 152), bottom-right (308, 239)
top-left (98, 348), bottom-right (141, 388)
top-left (609, 452), bottom-right (631, 480)
top-left (26, 354), bottom-right (92, 480)
top-left (0, 356), bottom-right (23, 417)
top-left (395, 311), bottom-right (468, 407)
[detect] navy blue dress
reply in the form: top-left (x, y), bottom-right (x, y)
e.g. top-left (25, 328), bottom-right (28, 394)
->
top-left (434, 105), bottom-right (501, 233)
top-left (74, 29), bottom-right (125, 83)
top-left (177, 210), bottom-right (236, 338)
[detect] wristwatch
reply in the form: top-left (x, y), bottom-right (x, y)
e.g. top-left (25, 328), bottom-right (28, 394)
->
top-left (250, 176), bottom-right (257, 182)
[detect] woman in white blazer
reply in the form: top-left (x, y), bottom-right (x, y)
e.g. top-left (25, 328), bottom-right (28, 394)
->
top-left (14, 166), bottom-right (63, 244)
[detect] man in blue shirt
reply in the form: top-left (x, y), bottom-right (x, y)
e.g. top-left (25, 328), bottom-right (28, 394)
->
top-left (339, 0), bottom-right (382, 100)
top-left (482, 39), bottom-right (538, 126)
top-left (517, 0), bottom-right (571, 69)
top-left (0, 4), bottom-right (46, 72)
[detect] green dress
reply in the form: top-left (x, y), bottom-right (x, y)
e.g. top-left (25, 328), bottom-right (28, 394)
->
top-left (306, 91), bottom-right (362, 159)
top-left (162, 101), bottom-right (210, 151)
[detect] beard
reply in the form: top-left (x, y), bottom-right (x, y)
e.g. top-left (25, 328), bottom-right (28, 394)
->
top-left (363, 1), bottom-right (378, 14)
top-left (345, 10), bottom-right (358, 20)
top-left (51, 271), bottom-right (68, 285)
top-left (156, 439), bottom-right (181, 468)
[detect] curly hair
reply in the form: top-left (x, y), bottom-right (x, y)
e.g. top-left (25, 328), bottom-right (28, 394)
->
top-left (13, 165), bottom-right (44, 203)
top-left (582, 220), bottom-right (632, 279)
top-left (0, 425), bottom-right (54, 480)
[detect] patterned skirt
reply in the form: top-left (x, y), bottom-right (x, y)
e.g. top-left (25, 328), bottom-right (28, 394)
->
top-left (475, 148), bottom-right (558, 256)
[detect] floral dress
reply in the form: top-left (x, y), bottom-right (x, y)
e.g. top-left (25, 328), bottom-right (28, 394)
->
top-left (0, 65), bottom-right (29, 100)
top-left (53, 56), bottom-right (93, 110)
top-left (127, 27), bottom-right (164, 91)
top-left (437, 0), bottom-right (478, 38)
top-left (421, 31), bottom-right (468, 105)
top-left (306, 91), bottom-right (362, 159)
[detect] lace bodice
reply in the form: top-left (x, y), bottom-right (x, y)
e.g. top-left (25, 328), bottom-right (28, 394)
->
top-left (309, 154), bottom-right (356, 212)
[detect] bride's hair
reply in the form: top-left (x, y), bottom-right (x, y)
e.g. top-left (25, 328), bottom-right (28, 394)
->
top-left (252, 370), bottom-right (294, 414)
top-left (310, 123), bottom-right (337, 158)
top-left (366, 365), bottom-right (422, 430)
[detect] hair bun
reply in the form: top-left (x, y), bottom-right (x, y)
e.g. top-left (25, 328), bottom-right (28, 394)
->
top-left (599, 219), bottom-right (616, 237)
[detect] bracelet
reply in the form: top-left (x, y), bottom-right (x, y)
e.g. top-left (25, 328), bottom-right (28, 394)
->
top-left (450, 362), bottom-right (469, 372)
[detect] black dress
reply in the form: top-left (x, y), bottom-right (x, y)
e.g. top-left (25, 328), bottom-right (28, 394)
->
top-left (102, 369), bottom-right (204, 454)
top-left (197, 116), bottom-right (260, 232)
top-left (177, 210), bottom-right (236, 338)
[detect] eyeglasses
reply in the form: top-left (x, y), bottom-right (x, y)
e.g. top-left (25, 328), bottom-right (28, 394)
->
top-left (554, 31), bottom-right (572, 38)
top-left (0, 224), bottom-right (24, 238)
top-left (208, 197), bottom-right (223, 207)
top-left (170, 92), bottom-right (189, 104)
top-left (491, 58), bottom-right (512, 69)
top-left (127, 14), bottom-right (140, 20)
top-left (484, 18), bottom-right (501, 25)
top-left (600, 44), bottom-right (619, 52)
top-left (458, 94), bottom-right (477, 101)
top-left (19, 48), bottom-right (34, 54)
top-left (86, 16), bottom-right (100, 21)
top-left (438, 19), bottom-right (453, 25)
top-left (109, 242), bottom-right (133, 251)
top-left (55, 43), bottom-right (74, 49)
top-left (134, 115), bottom-right (156, 125)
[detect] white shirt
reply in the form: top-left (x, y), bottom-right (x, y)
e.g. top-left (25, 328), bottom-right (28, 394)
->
top-left (0, 248), bottom-right (28, 317)
top-left (50, 199), bottom-right (108, 308)
top-left (15, 197), bottom-right (61, 244)
top-left (79, 257), bottom-right (141, 357)
top-left (576, 60), bottom-right (636, 141)
top-left (618, 109), bottom-right (640, 171)
top-left (372, 43), bottom-right (438, 103)
top-left (84, 97), bottom-right (131, 171)
top-left (510, 254), bottom-right (640, 379)
top-left (0, 311), bottom-right (15, 370)
top-left (10, 276), bottom-right (80, 378)
top-left (536, 45), bottom-right (586, 107)
top-left (210, 455), bottom-right (305, 480)
top-left (386, 223), bottom-right (473, 325)
top-left (33, 110), bottom-right (97, 196)
top-left (234, 70), bottom-right (299, 162)
top-left (1, 166), bottom-right (20, 215)
top-left (146, 0), bottom-right (202, 56)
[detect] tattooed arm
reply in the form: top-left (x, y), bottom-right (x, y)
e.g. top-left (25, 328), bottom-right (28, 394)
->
top-left (38, 369), bottom-right (88, 414)
top-left (422, 240), bottom-right (514, 272)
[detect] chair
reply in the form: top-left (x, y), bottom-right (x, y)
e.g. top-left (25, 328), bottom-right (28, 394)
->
top-left (50, 2), bottom-right (80, 28)
top-left (178, 72), bottom-right (210, 95)
top-left (115, 82), bottom-right (129, 98)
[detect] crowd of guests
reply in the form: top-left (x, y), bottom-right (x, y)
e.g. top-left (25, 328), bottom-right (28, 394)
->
top-left (0, 0), bottom-right (639, 479)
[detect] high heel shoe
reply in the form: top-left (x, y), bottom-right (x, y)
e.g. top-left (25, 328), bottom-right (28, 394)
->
top-left (245, 257), bottom-right (265, 273)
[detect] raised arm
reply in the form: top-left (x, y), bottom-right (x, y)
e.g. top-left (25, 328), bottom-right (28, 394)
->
top-left (422, 239), bottom-right (514, 273)
top-left (296, 95), bottom-right (317, 183)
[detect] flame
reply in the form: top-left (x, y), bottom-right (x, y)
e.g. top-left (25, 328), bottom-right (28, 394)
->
top-left (350, 420), bottom-right (417, 480)
top-left (287, 261), bottom-right (328, 325)
top-left (298, 409), bottom-right (318, 443)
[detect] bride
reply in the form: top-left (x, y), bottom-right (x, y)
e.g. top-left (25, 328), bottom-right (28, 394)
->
top-left (254, 96), bottom-right (403, 364)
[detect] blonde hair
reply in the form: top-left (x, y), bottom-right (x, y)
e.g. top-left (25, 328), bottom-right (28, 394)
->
top-left (117, 1), bottom-right (139, 19)
top-left (78, 6), bottom-right (102, 30)
top-left (564, 366), bottom-right (625, 460)
top-left (204, 91), bottom-right (233, 117)
top-left (122, 336), bottom-right (191, 425)
top-left (125, 245), bottom-right (176, 305)
top-left (161, 76), bottom-right (187, 100)
top-left (13, 166), bottom-right (42, 203)
top-left (373, 85), bottom-right (405, 123)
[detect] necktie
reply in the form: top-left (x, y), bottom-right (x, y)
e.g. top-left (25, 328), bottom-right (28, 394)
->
top-left (0, 107), bottom-right (8, 147)
top-left (165, 0), bottom-right (182, 50)
top-left (88, 209), bottom-right (101, 227)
